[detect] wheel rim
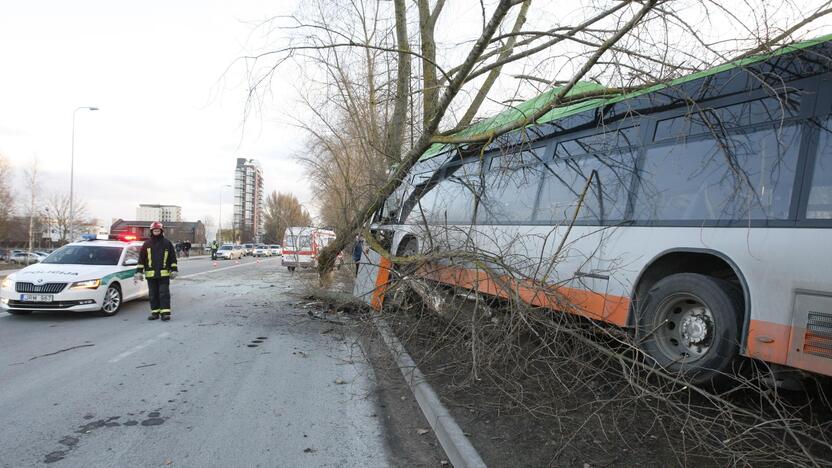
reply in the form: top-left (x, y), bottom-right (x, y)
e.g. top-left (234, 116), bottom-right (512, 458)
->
top-left (652, 293), bottom-right (714, 364)
top-left (103, 287), bottom-right (121, 313)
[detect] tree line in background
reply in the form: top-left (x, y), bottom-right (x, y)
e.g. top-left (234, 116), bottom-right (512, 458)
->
top-left (0, 153), bottom-right (92, 249)
top-left (263, 191), bottom-right (311, 244)
top-left (240, 0), bottom-right (832, 273)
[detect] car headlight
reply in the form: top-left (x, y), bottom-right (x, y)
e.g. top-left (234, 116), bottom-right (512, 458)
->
top-left (1, 277), bottom-right (11, 290)
top-left (70, 279), bottom-right (101, 290)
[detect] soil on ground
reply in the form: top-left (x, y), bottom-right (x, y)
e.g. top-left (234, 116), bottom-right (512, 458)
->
top-left (314, 268), bottom-right (832, 468)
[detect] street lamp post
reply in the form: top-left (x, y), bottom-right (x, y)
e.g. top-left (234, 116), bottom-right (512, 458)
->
top-left (69, 106), bottom-right (99, 242)
top-left (218, 184), bottom-right (231, 243)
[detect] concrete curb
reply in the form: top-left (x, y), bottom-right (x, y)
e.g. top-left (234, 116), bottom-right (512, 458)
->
top-left (375, 319), bottom-right (487, 468)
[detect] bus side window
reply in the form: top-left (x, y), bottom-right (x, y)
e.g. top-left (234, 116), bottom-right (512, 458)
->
top-left (404, 185), bottom-right (439, 225)
top-left (807, 117), bottom-right (832, 219)
top-left (477, 156), bottom-right (545, 224)
top-left (535, 151), bottom-right (635, 224)
top-left (430, 161), bottom-right (484, 224)
top-left (634, 123), bottom-right (801, 221)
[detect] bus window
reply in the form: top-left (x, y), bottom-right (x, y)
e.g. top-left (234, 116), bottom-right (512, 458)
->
top-left (477, 152), bottom-right (546, 224)
top-left (404, 183), bottom-right (439, 225)
top-left (635, 123), bottom-right (801, 221)
top-left (654, 94), bottom-right (801, 142)
top-left (430, 162), bottom-right (484, 224)
top-left (556, 126), bottom-right (640, 158)
top-left (807, 117), bottom-right (832, 219)
top-left (535, 151), bottom-right (635, 224)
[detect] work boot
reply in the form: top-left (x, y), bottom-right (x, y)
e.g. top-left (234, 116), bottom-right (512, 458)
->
top-left (161, 313), bottom-right (171, 321)
top-left (148, 312), bottom-right (160, 320)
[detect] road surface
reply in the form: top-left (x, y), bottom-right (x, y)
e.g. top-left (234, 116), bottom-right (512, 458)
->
top-left (0, 256), bottom-right (443, 467)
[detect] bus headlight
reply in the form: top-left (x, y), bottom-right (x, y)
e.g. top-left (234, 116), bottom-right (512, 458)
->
top-left (70, 279), bottom-right (101, 290)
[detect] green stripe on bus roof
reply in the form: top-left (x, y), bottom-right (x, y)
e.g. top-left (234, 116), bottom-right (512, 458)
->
top-left (419, 33), bottom-right (832, 162)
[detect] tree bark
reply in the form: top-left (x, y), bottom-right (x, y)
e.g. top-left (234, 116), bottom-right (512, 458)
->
top-left (417, 0), bottom-right (446, 130)
top-left (382, 0), bottom-right (411, 166)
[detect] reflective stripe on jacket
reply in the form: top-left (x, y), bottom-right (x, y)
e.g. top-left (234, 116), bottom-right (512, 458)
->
top-left (137, 235), bottom-right (178, 279)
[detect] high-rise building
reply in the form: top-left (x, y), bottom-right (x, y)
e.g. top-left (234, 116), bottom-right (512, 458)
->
top-left (233, 158), bottom-right (264, 243)
top-left (136, 204), bottom-right (182, 222)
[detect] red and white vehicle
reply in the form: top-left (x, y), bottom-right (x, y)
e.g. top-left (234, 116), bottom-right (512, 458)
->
top-left (281, 227), bottom-right (339, 272)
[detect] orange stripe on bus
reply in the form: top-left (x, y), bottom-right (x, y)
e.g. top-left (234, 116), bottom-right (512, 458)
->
top-left (746, 319), bottom-right (832, 377)
top-left (418, 263), bottom-right (630, 327)
top-left (414, 264), bottom-right (832, 378)
top-left (370, 256), bottom-right (392, 311)
top-left (745, 320), bottom-right (791, 365)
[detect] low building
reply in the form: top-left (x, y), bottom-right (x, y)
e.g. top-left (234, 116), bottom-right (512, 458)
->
top-left (110, 219), bottom-right (206, 247)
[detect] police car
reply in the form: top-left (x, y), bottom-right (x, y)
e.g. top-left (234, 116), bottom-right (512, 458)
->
top-left (0, 238), bottom-right (149, 316)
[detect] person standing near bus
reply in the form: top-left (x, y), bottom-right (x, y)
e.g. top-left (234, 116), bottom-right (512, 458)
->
top-left (134, 222), bottom-right (178, 321)
top-left (352, 235), bottom-right (364, 276)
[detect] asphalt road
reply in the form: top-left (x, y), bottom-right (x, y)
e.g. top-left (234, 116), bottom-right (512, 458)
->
top-left (0, 256), bottom-right (430, 467)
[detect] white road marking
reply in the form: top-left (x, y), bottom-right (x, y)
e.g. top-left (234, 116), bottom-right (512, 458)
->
top-left (181, 258), bottom-right (276, 279)
top-left (109, 332), bottom-right (171, 363)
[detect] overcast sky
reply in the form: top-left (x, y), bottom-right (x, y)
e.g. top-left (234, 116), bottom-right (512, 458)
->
top-left (0, 0), bottom-right (310, 238)
top-left (4, 1), bottom-right (832, 241)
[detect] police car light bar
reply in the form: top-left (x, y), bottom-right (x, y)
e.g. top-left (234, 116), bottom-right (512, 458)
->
top-left (108, 233), bottom-right (147, 242)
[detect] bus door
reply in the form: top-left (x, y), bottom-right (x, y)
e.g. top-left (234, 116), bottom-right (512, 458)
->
top-left (535, 147), bottom-right (638, 325)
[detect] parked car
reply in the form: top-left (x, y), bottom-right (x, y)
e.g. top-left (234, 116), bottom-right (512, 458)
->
top-left (243, 243), bottom-right (254, 256)
top-left (253, 244), bottom-right (271, 257)
top-left (215, 244), bottom-right (243, 260)
top-left (270, 245), bottom-right (282, 256)
top-left (10, 252), bottom-right (43, 265)
top-left (0, 239), bottom-right (148, 316)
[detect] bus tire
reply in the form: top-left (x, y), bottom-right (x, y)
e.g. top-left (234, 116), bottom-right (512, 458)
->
top-left (636, 273), bottom-right (742, 387)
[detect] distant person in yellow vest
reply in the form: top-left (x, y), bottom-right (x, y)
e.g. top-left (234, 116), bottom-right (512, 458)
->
top-left (135, 222), bottom-right (178, 321)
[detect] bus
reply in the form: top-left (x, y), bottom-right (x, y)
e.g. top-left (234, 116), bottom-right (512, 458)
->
top-left (373, 35), bottom-right (832, 385)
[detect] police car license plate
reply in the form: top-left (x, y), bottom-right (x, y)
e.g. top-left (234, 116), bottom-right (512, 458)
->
top-left (20, 294), bottom-right (53, 302)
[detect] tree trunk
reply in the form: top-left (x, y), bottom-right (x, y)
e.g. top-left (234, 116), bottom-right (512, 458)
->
top-left (317, 0), bottom-right (518, 277)
top-left (383, 0), bottom-right (411, 165)
top-left (417, 0), bottom-right (445, 130)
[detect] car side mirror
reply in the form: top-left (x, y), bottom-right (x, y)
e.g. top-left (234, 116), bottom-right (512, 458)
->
top-left (123, 258), bottom-right (138, 266)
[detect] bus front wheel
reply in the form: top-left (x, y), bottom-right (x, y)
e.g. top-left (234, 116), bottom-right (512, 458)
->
top-left (637, 273), bottom-right (742, 387)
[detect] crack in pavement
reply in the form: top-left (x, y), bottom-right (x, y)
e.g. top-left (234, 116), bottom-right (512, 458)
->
top-left (29, 344), bottom-right (95, 361)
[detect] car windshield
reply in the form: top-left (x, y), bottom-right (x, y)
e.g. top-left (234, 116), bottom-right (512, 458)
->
top-left (42, 245), bottom-right (123, 266)
top-left (219, 245), bottom-right (232, 251)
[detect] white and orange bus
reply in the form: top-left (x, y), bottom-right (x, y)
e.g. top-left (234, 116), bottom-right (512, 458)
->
top-left (282, 227), bottom-right (337, 272)
top-left (374, 36), bottom-right (832, 385)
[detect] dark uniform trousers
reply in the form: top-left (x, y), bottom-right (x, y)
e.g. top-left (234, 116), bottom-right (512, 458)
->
top-left (147, 278), bottom-right (171, 313)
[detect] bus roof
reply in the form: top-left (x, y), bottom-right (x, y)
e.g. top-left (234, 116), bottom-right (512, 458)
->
top-left (419, 33), bottom-right (832, 162)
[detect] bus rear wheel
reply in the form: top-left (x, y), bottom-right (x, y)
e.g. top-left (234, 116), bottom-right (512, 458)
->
top-left (637, 273), bottom-right (742, 387)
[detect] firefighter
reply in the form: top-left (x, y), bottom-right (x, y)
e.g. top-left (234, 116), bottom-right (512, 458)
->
top-left (134, 222), bottom-right (178, 321)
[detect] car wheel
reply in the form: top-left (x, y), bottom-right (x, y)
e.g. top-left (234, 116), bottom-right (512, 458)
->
top-left (288, 266), bottom-right (296, 272)
top-left (636, 273), bottom-right (742, 387)
top-left (7, 309), bottom-right (32, 315)
top-left (98, 284), bottom-right (123, 317)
